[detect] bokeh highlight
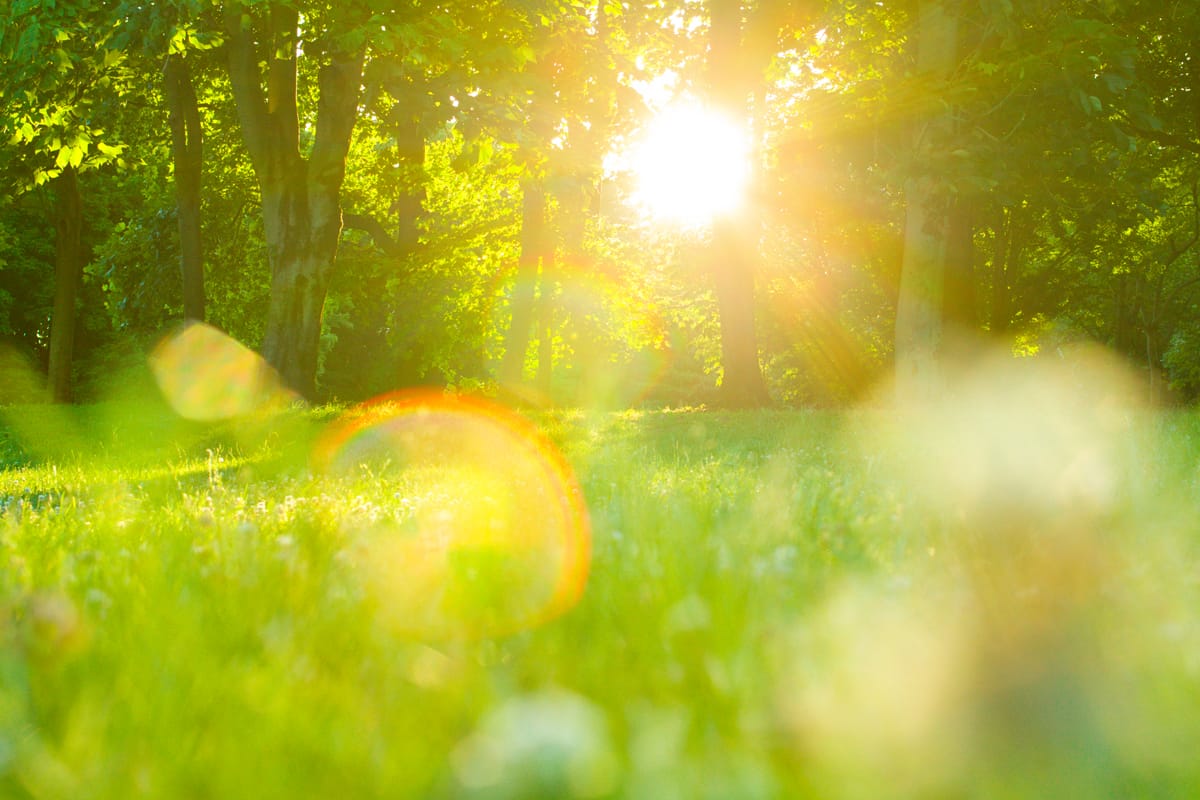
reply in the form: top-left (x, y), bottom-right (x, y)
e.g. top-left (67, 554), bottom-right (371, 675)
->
top-left (313, 391), bottom-right (591, 639)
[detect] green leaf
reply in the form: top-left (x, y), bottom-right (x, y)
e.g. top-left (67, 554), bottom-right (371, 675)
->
top-left (1073, 88), bottom-right (1097, 116)
top-left (477, 138), bottom-right (494, 166)
top-left (193, 31), bottom-right (225, 51)
top-left (169, 24), bottom-right (190, 55)
top-left (1101, 73), bottom-right (1129, 94)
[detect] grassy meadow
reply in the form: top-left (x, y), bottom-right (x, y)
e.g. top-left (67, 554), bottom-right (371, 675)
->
top-left (1, 368), bottom-right (1200, 798)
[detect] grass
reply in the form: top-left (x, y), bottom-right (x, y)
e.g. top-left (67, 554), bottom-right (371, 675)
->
top-left (1, 386), bottom-right (1200, 798)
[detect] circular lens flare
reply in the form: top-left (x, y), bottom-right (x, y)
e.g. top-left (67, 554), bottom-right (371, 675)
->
top-left (313, 391), bottom-right (591, 639)
top-left (149, 322), bottom-right (296, 420)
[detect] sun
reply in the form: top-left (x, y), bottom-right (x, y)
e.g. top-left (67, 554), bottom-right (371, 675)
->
top-left (626, 102), bottom-right (752, 228)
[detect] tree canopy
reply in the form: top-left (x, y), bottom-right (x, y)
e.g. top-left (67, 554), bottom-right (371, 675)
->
top-left (2, 0), bottom-right (1200, 406)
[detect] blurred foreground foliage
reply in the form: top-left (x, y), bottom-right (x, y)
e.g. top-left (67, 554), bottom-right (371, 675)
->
top-left (0, 394), bottom-right (1198, 798)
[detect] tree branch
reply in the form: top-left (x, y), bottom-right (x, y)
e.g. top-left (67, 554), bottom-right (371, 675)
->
top-left (1121, 120), bottom-right (1200, 157)
top-left (223, 2), bottom-right (271, 173)
top-left (266, 3), bottom-right (300, 162)
top-left (343, 212), bottom-right (404, 258)
top-left (310, 47), bottom-right (367, 189)
top-left (1160, 179), bottom-right (1200, 306)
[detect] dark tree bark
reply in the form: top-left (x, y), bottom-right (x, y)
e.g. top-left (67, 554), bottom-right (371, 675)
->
top-left (164, 53), bottom-right (205, 322)
top-left (370, 67), bottom-right (430, 257)
top-left (943, 196), bottom-right (976, 330)
top-left (710, 216), bottom-right (769, 407)
top-left (224, 2), bottom-right (364, 398)
top-left (342, 213), bottom-right (404, 258)
top-left (47, 166), bottom-right (83, 403)
top-left (391, 113), bottom-right (425, 254)
top-left (337, 70), bottom-right (433, 396)
top-left (707, 0), bottom-right (770, 408)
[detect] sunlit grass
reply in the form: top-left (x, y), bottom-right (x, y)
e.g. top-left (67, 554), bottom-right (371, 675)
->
top-left (1, 398), bottom-right (1199, 797)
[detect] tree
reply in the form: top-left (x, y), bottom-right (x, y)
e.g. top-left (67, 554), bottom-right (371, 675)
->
top-left (114, 0), bottom-right (225, 324)
top-left (218, 1), bottom-right (366, 398)
top-left (164, 49), bottom-right (207, 322)
top-left (892, 0), bottom-right (959, 404)
top-left (500, 180), bottom-right (551, 390)
top-left (0, 0), bottom-right (130, 401)
top-left (705, 0), bottom-right (771, 407)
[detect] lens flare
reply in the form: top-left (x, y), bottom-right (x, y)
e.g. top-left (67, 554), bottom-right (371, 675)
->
top-left (626, 101), bottom-right (752, 227)
top-left (149, 322), bottom-right (296, 421)
top-left (313, 391), bottom-right (591, 639)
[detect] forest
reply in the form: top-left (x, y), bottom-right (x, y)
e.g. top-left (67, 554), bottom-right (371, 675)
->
top-left (5, 3), bottom-right (1200, 798)
top-left (3, 0), bottom-right (1199, 409)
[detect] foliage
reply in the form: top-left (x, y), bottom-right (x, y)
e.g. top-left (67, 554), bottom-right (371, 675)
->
top-left (6, 0), bottom-right (1200, 404)
top-left (0, 197), bottom-right (55, 352)
top-left (0, 0), bottom-right (131, 193)
top-left (1164, 322), bottom-right (1200, 399)
top-left (8, 2), bottom-right (1200, 795)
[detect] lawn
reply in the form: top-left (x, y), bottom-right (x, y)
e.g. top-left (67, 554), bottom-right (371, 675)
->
top-left (1, 382), bottom-right (1199, 798)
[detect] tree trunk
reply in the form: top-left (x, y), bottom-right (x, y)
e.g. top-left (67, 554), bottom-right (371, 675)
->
top-left (894, 0), bottom-right (959, 404)
top-left (392, 113), bottom-right (425, 254)
top-left (1111, 271), bottom-right (1130, 354)
top-left (164, 54), bottom-right (205, 322)
top-left (895, 173), bottom-right (948, 401)
top-left (942, 195), bottom-right (978, 365)
top-left (47, 166), bottom-right (83, 403)
top-left (224, 2), bottom-right (364, 399)
top-left (258, 216), bottom-right (336, 396)
top-left (708, 0), bottom-right (770, 408)
top-left (1145, 328), bottom-right (1160, 404)
top-left (943, 195), bottom-right (976, 330)
top-left (711, 217), bottom-right (769, 407)
top-left (536, 275), bottom-right (554, 397)
top-left (501, 181), bottom-right (547, 387)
